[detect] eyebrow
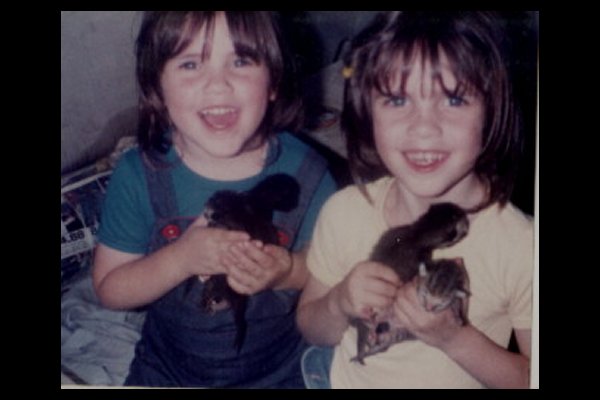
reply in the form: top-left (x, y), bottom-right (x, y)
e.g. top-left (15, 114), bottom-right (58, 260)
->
top-left (173, 52), bottom-right (203, 59)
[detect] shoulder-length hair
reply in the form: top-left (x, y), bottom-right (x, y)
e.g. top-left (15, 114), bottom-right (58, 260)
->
top-left (342, 11), bottom-right (522, 210)
top-left (135, 11), bottom-right (302, 166)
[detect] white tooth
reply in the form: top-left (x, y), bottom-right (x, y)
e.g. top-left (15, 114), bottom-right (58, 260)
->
top-left (202, 107), bottom-right (234, 116)
top-left (407, 152), bottom-right (444, 165)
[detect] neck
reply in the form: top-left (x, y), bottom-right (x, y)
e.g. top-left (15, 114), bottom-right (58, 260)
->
top-left (384, 175), bottom-right (487, 227)
top-left (173, 134), bottom-right (268, 181)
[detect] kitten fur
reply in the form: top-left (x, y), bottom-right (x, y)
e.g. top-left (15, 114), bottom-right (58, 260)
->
top-left (190, 173), bottom-right (300, 352)
top-left (351, 202), bottom-right (470, 364)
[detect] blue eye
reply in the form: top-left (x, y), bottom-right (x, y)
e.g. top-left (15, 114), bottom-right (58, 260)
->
top-left (179, 61), bottom-right (198, 70)
top-left (447, 95), bottom-right (467, 106)
top-left (233, 57), bottom-right (254, 68)
top-left (385, 95), bottom-right (407, 107)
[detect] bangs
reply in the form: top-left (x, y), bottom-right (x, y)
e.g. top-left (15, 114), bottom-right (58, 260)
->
top-left (172, 12), bottom-right (280, 66)
top-left (168, 12), bottom-right (216, 61)
top-left (371, 39), bottom-right (483, 100)
top-left (226, 12), bottom-right (276, 64)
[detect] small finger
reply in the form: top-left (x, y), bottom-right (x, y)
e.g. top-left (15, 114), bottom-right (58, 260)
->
top-left (227, 267), bottom-right (260, 294)
top-left (226, 274), bottom-right (252, 295)
top-left (232, 243), bottom-right (270, 271)
top-left (224, 230), bottom-right (251, 242)
top-left (248, 240), bottom-right (264, 249)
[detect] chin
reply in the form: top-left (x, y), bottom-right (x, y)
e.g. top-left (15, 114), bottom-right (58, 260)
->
top-left (201, 135), bottom-right (250, 156)
top-left (207, 145), bottom-right (247, 159)
top-left (399, 178), bottom-right (455, 200)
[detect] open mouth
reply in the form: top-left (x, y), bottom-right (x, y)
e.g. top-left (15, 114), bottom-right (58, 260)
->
top-left (199, 106), bottom-right (239, 130)
top-left (403, 151), bottom-right (448, 172)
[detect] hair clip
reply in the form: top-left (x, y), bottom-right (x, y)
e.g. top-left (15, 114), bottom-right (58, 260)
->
top-left (342, 66), bottom-right (353, 79)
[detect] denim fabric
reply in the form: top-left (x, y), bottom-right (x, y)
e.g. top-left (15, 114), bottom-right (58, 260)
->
top-left (125, 265), bottom-right (308, 387)
top-left (301, 346), bottom-right (334, 389)
top-left (124, 167), bottom-right (309, 388)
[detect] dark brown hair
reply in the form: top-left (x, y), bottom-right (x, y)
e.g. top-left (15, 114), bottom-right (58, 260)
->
top-left (342, 11), bottom-right (522, 210)
top-left (135, 11), bottom-right (302, 165)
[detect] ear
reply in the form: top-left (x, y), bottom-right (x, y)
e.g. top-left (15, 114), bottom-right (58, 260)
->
top-left (269, 89), bottom-right (277, 101)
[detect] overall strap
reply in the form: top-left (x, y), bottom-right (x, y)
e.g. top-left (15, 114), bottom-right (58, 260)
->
top-left (274, 147), bottom-right (328, 249)
top-left (142, 159), bottom-right (190, 253)
top-left (143, 161), bottom-right (179, 220)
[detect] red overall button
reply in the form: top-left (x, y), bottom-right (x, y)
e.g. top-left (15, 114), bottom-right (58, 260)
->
top-left (277, 229), bottom-right (291, 247)
top-left (161, 224), bottom-right (181, 240)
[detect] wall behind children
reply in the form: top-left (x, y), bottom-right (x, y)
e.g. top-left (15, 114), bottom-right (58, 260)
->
top-left (61, 11), bottom-right (138, 174)
top-left (60, 11), bottom-right (380, 174)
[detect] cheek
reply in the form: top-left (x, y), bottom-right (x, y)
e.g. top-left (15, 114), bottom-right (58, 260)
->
top-left (247, 77), bottom-right (273, 104)
top-left (372, 113), bottom-right (397, 149)
top-left (243, 80), bottom-right (273, 123)
top-left (456, 107), bottom-right (485, 155)
top-left (160, 76), bottom-right (191, 112)
top-left (373, 128), bottom-right (395, 163)
top-left (470, 121), bottom-right (485, 157)
top-left (463, 126), bottom-right (483, 155)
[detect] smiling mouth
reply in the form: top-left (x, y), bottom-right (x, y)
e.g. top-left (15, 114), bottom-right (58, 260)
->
top-left (403, 151), bottom-right (448, 171)
top-left (199, 107), bottom-right (239, 130)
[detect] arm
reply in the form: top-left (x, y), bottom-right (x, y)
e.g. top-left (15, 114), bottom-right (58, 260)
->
top-left (393, 281), bottom-right (531, 388)
top-left (271, 246), bottom-right (309, 290)
top-left (296, 262), bottom-right (400, 346)
top-left (93, 219), bottom-right (250, 310)
top-left (296, 273), bottom-right (349, 346)
top-left (441, 327), bottom-right (531, 389)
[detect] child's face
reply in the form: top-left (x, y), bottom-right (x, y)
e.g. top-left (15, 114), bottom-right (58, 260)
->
top-left (371, 50), bottom-right (485, 202)
top-left (160, 12), bottom-right (274, 160)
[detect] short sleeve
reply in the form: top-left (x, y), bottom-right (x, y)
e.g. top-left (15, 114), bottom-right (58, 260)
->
top-left (97, 150), bottom-right (154, 254)
top-left (502, 205), bottom-right (534, 329)
top-left (306, 192), bottom-right (353, 287)
top-left (505, 215), bottom-right (534, 330)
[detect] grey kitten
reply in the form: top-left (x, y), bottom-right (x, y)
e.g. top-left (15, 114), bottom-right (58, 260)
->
top-left (351, 202), bottom-right (470, 364)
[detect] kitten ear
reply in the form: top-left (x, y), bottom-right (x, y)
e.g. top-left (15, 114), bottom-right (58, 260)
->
top-left (418, 262), bottom-right (428, 277)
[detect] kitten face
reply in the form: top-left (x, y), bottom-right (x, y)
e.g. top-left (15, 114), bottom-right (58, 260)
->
top-left (416, 259), bottom-right (469, 314)
top-left (204, 191), bottom-right (254, 229)
top-left (438, 215), bottom-right (469, 248)
top-left (418, 203), bottom-right (470, 249)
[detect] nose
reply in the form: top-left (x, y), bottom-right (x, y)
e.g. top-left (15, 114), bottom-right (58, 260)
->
top-left (202, 65), bottom-right (232, 94)
top-left (407, 104), bottom-right (442, 138)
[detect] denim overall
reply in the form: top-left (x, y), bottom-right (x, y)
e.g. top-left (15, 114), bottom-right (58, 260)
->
top-left (125, 147), bottom-right (327, 388)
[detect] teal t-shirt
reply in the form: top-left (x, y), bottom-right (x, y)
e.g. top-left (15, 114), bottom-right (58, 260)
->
top-left (97, 132), bottom-right (337, 254)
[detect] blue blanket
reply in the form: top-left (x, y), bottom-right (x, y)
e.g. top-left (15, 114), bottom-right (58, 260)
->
top-left (61, 274), bottom-right (146, 386)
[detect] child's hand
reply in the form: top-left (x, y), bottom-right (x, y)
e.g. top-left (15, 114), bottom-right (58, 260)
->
top-left (174, 215), bottom-right (251, 278)
top-left (333, 261), bottom-right (400, 320)
top-left (222, 241), bottom-right (292, 295)
top-left (392, 279), bottom-right (465, 349)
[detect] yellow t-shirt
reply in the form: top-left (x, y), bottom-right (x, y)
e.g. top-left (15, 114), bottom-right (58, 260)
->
top-left (306, 176), bottom-right (534, 388)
